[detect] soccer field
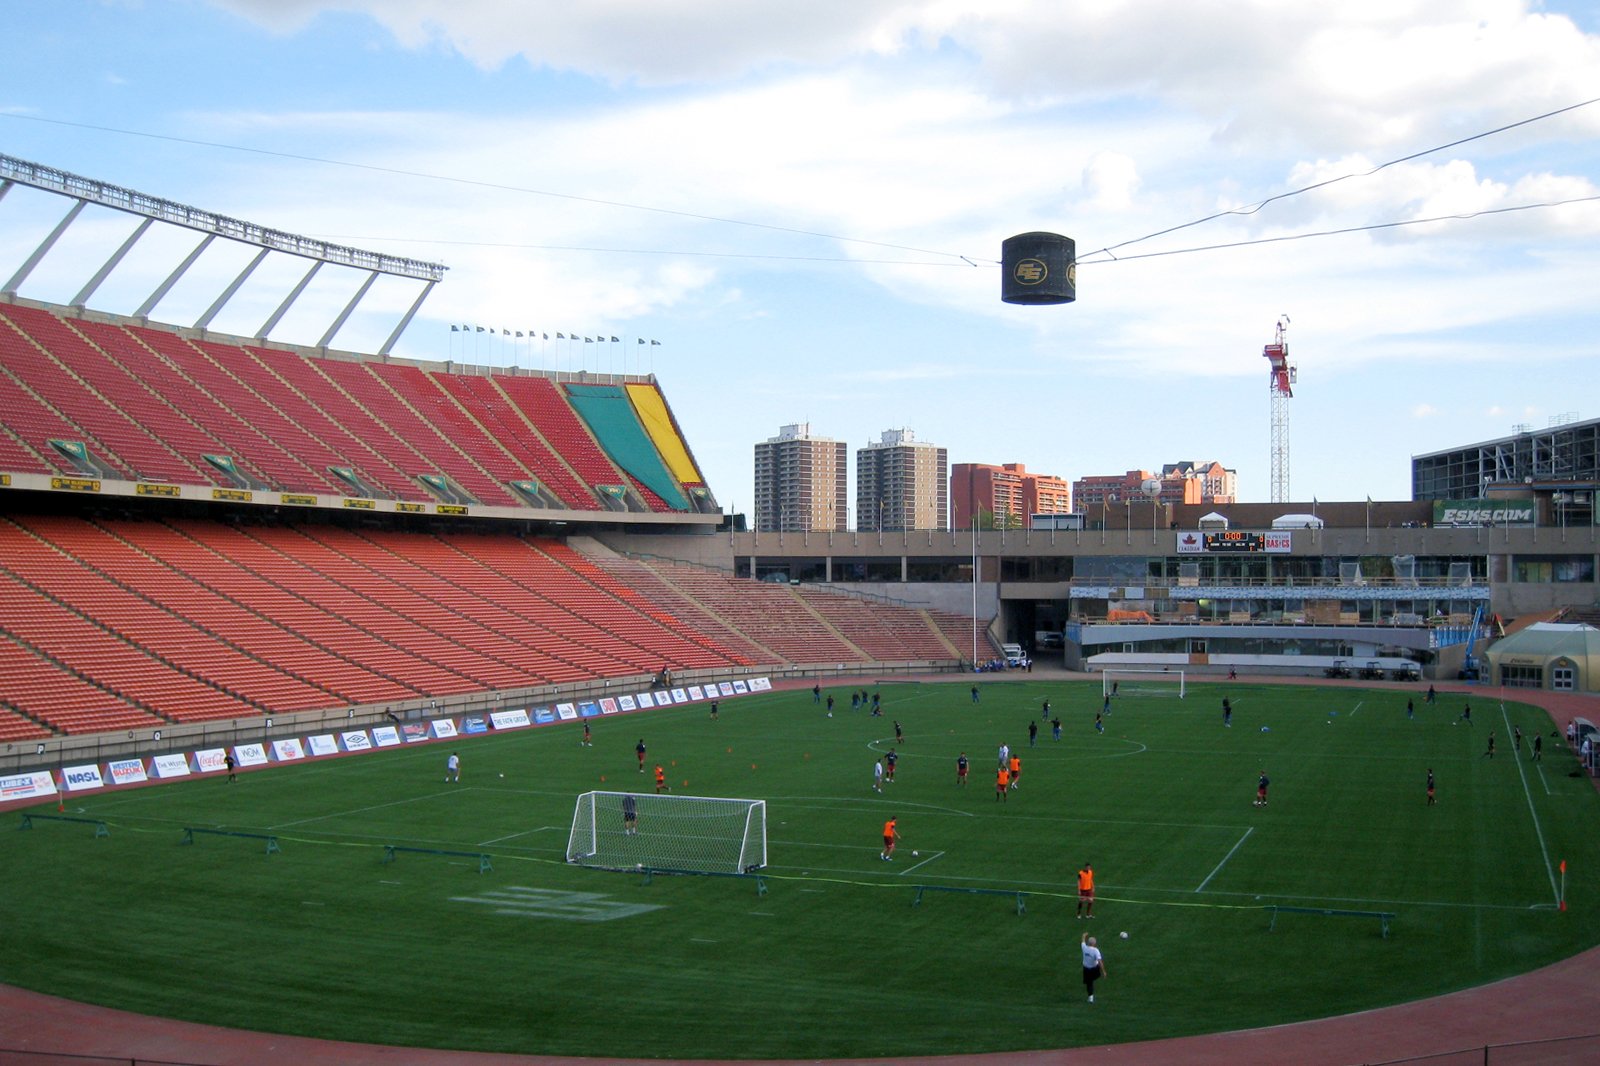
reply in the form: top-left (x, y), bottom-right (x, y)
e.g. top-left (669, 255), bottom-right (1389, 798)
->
top-left (3, 679), bottom-right (1597, 1059)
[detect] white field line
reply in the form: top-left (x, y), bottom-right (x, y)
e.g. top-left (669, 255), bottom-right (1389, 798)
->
top-left (1348, 700), bottom-right (1364, 718)
top-left (897, 850), bottom-right (945, 876)
top-left (1534, 759), bottom-right (1551, 796)
top-left (1501, 703), bottom-right (1560, 904)
top-left (478, 826), bottom-right (561, 846)
top-left (268, 789), bottom-right (460, 829)
top-left (1195, 827), bottom-right (1254, 893)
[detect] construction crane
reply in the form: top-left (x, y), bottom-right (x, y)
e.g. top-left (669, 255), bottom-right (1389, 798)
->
top-left (1263, 318), bottom-right (1295, 504)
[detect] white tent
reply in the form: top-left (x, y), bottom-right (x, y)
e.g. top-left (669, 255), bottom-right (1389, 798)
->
top-left (1483, 622), bottom-right (1600, 693)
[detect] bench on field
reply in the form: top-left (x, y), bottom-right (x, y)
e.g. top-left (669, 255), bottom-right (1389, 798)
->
top-left (18, 812), bottom-right (109, 838)
top-left (913, 883), bottom-right (1027, 916)
top-left (635, 865), bottom-right (767, 896)
top-left (382, 844), bottom-right (492, 874)
top-left (1266, 904), bottom-right (1393, 938)
top-left (182, 827), bottom-right (280, 855)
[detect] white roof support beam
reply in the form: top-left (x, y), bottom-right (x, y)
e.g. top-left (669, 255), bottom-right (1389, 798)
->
top-left (378, 278), bottom-right (437, 357)
top-left (134, 233), bottom-right (215, 320)
top-left (73, 217), bottom-right (154, 308)
top-left (317, 269), bottom-right (379, 349)
top-left (257, 260), bottom-right (323, 340)
top-left (4, 198), bottom-right (86, 295)
top-left (194, 246), bottom-right (269, 332)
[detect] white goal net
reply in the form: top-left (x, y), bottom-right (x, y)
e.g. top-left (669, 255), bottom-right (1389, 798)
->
top-left (1102, 668), bottom-right (1186, 699)
top-left (566, 791), bottom-right (768, 874)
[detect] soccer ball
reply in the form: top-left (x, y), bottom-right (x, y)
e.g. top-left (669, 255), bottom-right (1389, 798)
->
top-left (1119, 931), bottom-right (1129, 939)
top-left (911, 850), bottom-right (919, 857)
top-left (498, 773), bottom-right (505, 778)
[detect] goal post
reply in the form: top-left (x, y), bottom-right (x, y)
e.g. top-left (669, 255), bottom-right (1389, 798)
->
top-left (566, 791), bottom-right (767, 874)
top-left (1102, 668), bottom-right (1186, 699)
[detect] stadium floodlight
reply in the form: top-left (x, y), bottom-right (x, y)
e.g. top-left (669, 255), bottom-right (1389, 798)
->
top-left (1102, 668), bottom-right (1186, 700)
top-left (567, 791), bottom-right (766, 875)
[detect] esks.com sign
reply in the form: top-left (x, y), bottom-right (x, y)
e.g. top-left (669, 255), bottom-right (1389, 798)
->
top-left (1433, 500), bottom-right (1536, 526)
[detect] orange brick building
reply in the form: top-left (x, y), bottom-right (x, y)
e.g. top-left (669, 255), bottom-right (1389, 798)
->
top-left (952, 462), bottom-right (1073, 530)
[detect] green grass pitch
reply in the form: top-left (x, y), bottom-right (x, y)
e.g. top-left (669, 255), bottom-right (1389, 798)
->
top-left (2, 679), bottom-right (1597, 1058)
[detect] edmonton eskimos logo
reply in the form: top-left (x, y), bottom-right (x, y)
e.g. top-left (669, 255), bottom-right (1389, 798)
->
top-left (1012, 258), bottom-right (1047, 285)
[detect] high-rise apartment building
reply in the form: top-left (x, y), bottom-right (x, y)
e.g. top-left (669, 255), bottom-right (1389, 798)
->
top-left (856, 429), bottom-right (948, 531)
top-left (952, 462), bottom-right (1073, 529)
top-left (753, 423), bottom-right (848, 532)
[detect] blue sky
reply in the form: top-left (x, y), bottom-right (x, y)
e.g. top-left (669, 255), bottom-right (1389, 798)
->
top-left (2, 0), bottom-right (1598, 517)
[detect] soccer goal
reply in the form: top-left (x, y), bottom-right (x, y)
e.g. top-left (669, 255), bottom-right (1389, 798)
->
top-left (1102, 668), bottom-right (1186, 699)
top-left (566, 791), bottom-right (767, 874)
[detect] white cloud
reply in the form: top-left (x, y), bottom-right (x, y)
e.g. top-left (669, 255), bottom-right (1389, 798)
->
top-left (7, 1), bottom-right (1598, 504)
top-left (1083, 152), bottom-right (1140, 211)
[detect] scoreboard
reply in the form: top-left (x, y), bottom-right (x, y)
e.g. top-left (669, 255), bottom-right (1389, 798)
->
top-left (1203, 531), bottom-right (1264, 553)
top-left (1177, 530), bottom-right (1294, 554)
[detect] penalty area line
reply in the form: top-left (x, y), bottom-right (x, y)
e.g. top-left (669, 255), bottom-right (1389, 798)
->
top-left (1195, 827), bottom-right (1253, 893)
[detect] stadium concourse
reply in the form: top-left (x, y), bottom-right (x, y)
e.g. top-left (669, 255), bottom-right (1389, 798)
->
top-left (2, 675), bottom-right (1597, 1066)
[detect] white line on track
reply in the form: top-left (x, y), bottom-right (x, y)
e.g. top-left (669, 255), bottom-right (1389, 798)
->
top-left (1500, 702), bottom-right (1560, 904)
top-left (1195, 827), bottom-right (1253, 893)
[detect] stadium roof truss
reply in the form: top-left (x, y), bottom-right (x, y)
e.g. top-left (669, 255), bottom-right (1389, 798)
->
top-left (0, 153), bottom-right (447, 355)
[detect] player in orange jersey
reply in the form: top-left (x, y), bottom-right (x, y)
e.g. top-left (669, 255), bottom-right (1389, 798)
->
top-left (880, 816), bottom-right (899, 861)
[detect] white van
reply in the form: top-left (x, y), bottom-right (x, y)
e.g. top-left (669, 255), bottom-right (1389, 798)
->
top-left (1271, 514), bottom-right (1325, 530)
top-left (1001, 643), bottom-right (1028, 667)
